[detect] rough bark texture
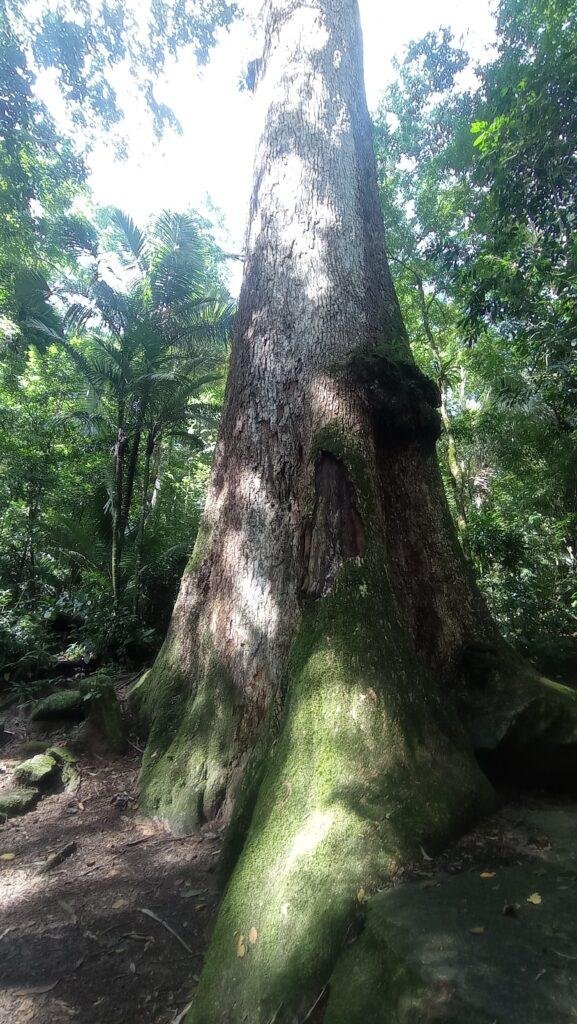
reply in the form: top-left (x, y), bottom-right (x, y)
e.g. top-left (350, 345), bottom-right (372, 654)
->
top-left (132, 0), bottom-right (577, 1020)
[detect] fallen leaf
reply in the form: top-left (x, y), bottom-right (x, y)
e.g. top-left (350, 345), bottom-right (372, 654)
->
top-left (480, 871), bottom-right (496, 879)
top-left (180, 888), bottom-right (207, 900)
top-left (527, 893), bottom-right (542, 906)
top-left (469, 926), bottom-right (485, 935)
top-left (357, 887), bottom-right (366, 904)
top-left (0, 852), bottom-right (16, 861)
top-left (77, 802), bottom-right (84, 811)
top-left (112, 898), bottom-right (128, 910)
top-left (58, 899), bottom-right (77, 924)
top-left (236, 933), bottom-right (246, 958)
top-left (14, 980), bottom-right (60, 995)
top-left (248, 927), bottom-right (258, 946)
top-left (171, 1001), bottom-right (194, 1024)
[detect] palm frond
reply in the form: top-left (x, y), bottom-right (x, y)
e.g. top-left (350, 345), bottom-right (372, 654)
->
top-left (110, 209), bottom-right (149, 275)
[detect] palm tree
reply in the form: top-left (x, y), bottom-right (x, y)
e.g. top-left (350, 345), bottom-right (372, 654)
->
top-left (64, 209), bottom-right (233, 608)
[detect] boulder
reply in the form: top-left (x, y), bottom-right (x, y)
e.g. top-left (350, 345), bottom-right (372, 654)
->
top-left (0, 788), bottom-right (39, 818)
top-left (47, 745), bottom-right (79, 790)
top-left (82, 676), bottom-right (127, 753)
top-left (326, 806), bottom-right (577, 1024)
top-left (30, 689), bottom-right (84, 721)
top-left (13, 752), bottom-right (57, 785)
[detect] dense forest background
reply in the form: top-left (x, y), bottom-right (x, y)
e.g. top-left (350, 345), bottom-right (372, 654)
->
top-left (1, 0), bottom-right (576, 697)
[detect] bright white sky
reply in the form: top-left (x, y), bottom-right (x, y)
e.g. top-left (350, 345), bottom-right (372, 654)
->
top-left (78, 0), bottom-right (496, 292)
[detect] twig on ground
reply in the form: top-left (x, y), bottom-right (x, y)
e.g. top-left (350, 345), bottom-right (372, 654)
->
top-left (36, 841), bottom-right (77, 875)
top-left (171, 1000), bottom-right (194, 1024)
top-left (301, 985), bottom-right (328, 1023)
top-left (138, 908), bottom-right (195, 954)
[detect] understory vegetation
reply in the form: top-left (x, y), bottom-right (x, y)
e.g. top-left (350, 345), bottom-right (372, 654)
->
top-left (1, 0), bottom-right (576, 698)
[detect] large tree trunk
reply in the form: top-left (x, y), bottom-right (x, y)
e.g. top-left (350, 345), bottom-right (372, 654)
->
top-left (133, 1), bottom-right (577, 1019)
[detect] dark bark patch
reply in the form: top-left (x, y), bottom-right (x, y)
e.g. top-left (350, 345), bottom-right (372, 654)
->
top-left (302, 452), bottom-right (365, 598)
top-left (351, 353), bottom-right (442, 444)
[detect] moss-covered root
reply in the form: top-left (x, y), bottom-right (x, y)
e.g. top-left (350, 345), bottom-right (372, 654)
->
top-left (136, 636), bottom-right (240, 835)
top-left (186, 567), bottom-right (494, 1024)
top-left (463, 644), bottom-right (577, 785)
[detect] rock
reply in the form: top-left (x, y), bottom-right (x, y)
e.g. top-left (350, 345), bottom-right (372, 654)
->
top-left (30, 689), bottom-right (84, 721)
top-left (0, 788), bottom-right (39, 818)
top-left (502, 804), bottom-right (577, 874)
top-left (12, 746), bottom-right (77, 791)
top-left (326, 808), bottom-right (577, 1024)
top-left (13, 752), bottom-right (57, 785)
top-left (68, 720), bottom-right (110, 757)
top-left (523, 636), bottom-right (577, 688)
top-left (14, 740), bottom-right (51, 756)
top-left (82, 676), bottom-right (127, 753)
top-left (46, 746), bottom-right (79, 790)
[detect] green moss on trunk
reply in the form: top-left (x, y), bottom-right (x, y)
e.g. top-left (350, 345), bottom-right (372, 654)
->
top-left (138, 637), bottom-right (240, 833)
top-left (187, 554), bottom-right (493, 1024)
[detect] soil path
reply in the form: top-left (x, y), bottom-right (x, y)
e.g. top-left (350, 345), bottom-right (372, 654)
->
top-left (0, 695), bottom-right (222, 1024)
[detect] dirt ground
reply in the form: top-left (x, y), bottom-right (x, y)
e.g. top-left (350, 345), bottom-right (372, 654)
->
top-left (0, 690), bottom-right (222, 1024)
top-left (1, 683), bottom-right (574, 1024)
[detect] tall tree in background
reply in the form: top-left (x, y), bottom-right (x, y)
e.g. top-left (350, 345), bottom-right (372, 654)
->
top-left (66, 210), bottom-right (232, 609)
top-left (373, 8), bottom-right (577, 647)
top-left (0, 0), bottom-right (93, 351)
top-left (130, 1), bottom-right (577, 1020)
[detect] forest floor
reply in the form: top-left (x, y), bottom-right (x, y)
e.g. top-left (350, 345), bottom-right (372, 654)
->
top-left (0, 681), bottom-right (222, 1024)
top-left (1, 680), bottom-right (576, 1023)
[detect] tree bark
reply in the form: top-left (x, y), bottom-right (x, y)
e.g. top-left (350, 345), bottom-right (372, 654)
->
top-left (132, 1), bottom-right (577, 1020)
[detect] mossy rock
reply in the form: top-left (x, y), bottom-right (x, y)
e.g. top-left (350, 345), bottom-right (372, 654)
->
top-left (13, 752), bottom-right (57, 785)
top-left (81, 677), bottom-right (127, 753)
top-left (30, 689), bottom-right (84, 721)
top-left (0, 788), bottom-right (39, 818)
top-left (325, 860), bottom-right (577, 1024)
top-left (46, 746), bottom-right (79, 790)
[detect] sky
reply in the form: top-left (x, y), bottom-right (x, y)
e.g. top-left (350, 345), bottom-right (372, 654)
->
top-left (80, 0), bottom-right (497, 293)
